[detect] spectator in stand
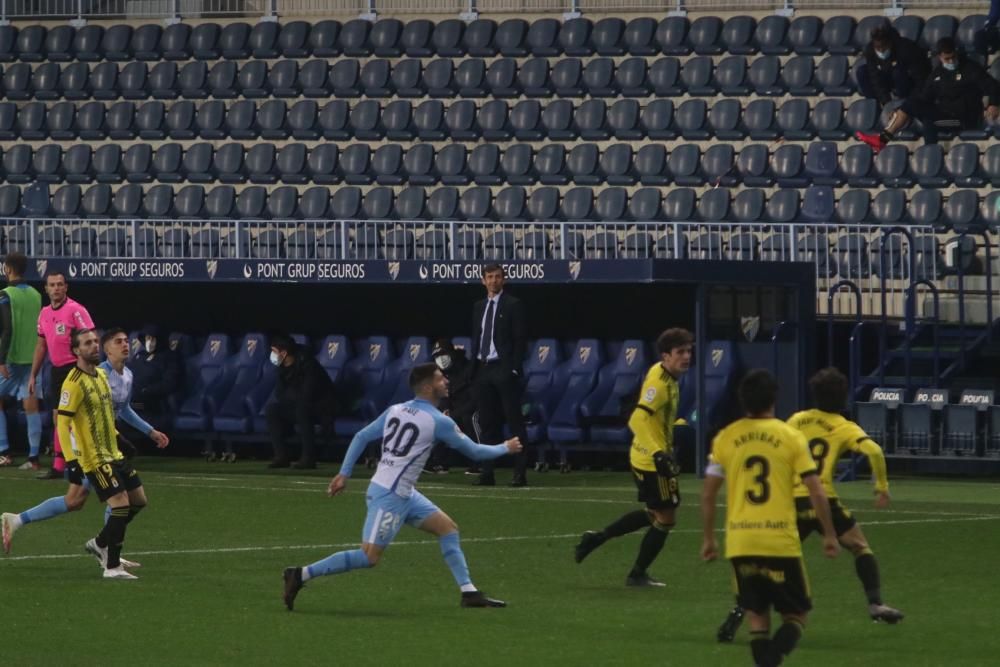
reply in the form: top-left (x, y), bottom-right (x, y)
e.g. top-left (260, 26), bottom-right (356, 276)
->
top-left (856, 37), bottom-right (1000, 151)
top-left (856, 23), bottom-right (930, 109)
top-left (266, 333), bottom-right (336, 470)
top-left (130, 326), bottom-right (180, 416)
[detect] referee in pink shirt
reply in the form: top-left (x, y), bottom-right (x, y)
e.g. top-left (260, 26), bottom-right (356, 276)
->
top-left (28, 272), bottom-right (94, 480)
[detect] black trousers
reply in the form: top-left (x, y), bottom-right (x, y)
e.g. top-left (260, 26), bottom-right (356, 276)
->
top-left (474, 362), bottom-right (528, 476)
top-left (266, 400), bottom-right (329, 463)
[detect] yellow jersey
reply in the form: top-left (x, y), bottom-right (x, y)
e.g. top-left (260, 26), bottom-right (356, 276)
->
top-left (628, 362), bottom-right (679, 471)
top-left (709, 418), bottom-right (817, 558)
top-left (788, 409), bottom-right (889, 498)
top-left (57, 367), bottom-right (121, 473)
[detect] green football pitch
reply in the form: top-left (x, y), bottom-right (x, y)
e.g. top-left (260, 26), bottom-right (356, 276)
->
top-left (2, 459), bottom-right (999, 667)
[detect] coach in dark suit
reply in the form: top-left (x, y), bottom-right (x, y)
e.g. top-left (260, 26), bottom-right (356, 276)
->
top-left (470, 263), bottom-right (529, 487)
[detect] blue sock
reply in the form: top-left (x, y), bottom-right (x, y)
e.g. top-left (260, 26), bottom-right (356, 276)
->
top-left (304, 549), bottom-right (370, 581)
top-left (104, 504), bottom-right (112, 525)
top-left (439, 532), bottom-right (472, 588)
top-left (26, 412), bottom-right (41, 459)
top-left (0, 409), bottom-right (8, 453)
top-left (20, 496), bottom-right (69, 524)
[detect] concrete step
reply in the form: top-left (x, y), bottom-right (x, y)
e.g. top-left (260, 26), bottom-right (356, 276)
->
top-left (926, 294), bottom-right (999, 325)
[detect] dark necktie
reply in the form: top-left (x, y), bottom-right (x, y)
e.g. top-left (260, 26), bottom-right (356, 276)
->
top-left (480, 299), bottom-right (495, 361)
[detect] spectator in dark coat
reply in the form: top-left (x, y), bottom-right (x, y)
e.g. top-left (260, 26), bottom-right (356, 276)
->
top-left (856, 23), bottom-right (931, 107)
top-left (130, 325), bottom-right (180, 415)
top-left (266, 333), bottom-right (336, 470)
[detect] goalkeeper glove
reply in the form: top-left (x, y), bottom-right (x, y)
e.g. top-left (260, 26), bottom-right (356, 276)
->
top-left (652, 451), bottom-right (680, 478)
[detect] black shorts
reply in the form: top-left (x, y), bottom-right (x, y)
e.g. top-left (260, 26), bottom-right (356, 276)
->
top-left (795, 497), bottom-right (857, 540)
top-left (65, 460), bottom-right (86, 486)
top-left (632, 466), bottom-right (680, 510)
top-left (731, 556), bottom-right (812, 616)
top-left (85, 461), bottom-right (142, 502)
top-left (50, 363), bottom-right (76, 404)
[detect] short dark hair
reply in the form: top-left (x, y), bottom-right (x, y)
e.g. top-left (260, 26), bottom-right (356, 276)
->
top-left (409, 362), bottom-right (440, 390)
top-left (70, 328), bottom-right (95, 355)
top-left (44, 271), bottom-right (66, 284)
top-left (656, 328), bottom-right (694, 355)
top-left (809, 367), bottom-right (849, 413)
top-left (739, 369), bottom-right (779, 416)
top-left (483, 263), bottom-right (504, 276)
top-left (870, 24), bottom-right (894, 47)
top-left (936, 36), bottom-right (957, 55)
top-left (269, 333), bottom-right (298, 354)
top-left (4, 252), bottom-right (27, 278)
top-left (100, 327), bottom-right (127, 347)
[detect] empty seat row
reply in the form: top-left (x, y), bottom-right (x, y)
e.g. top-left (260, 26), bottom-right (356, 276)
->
top-left (0, 96), bottom-right (887, 143)
top-left (0, 53), bottom-right (870, 103)
top-left (5, 180), bottom-right (996, 232)
top-left (14, 138), bottom-right (1000, 192)
top-left (0, 15), bottom-right (985, 64)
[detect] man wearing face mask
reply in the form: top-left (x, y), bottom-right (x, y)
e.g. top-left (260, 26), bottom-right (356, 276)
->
top-left (130, 326), bottom-right (180, 417)
top-left (857, 37), bottom-right (1000, 151)
top-left (424, 339), bottom-right (478, 473)
top-left (266, 333), bottom-right (336, 470)
top-left (856, 24), bottom-right (930, 108)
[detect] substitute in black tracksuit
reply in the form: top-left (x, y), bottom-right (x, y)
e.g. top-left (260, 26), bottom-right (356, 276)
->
top-left (424, 339), bottom-right (478, 473)
top-left (266, 333), bottom-right (336, 470)
top-left (856, 24), bottom-right (930, 107)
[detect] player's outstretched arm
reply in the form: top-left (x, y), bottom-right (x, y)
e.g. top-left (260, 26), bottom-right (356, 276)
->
top-left (856, 438), bottom-right (890, 507)
top-left (803, 474), bottom-right (839, 558)
top-left (328, 474), bottom-right (348, 497)
top-left (339, 410), bottom-right (389, 478)
top-left (700, 464), bottom-right (724, 562)
top-left (434, 414), bottom-right (516, 460)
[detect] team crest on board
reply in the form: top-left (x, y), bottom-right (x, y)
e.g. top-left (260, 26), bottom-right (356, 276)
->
top-left (711, 348), bottom-right (724, 367)
top-left (206, 260), bottom-right (218, 280)
top-left (579, 347), bottom-right (591, 363)
top-left (247, 339), bottom-right (258, 355)
top-left (35, 260), bottom-right (47, 276)
top-left (741, 316), bottom-right (760, 342)
top-left (388, 262), bottom-right (400, 281)
top-left (327, 341), bottom-right (340, 358)
top-left (209, 340), bottom-right (222, 356)
top-left (538, 346), bottom-right (550, 363)
top-left (369, 343), bottom-right (382, 361)
top-left (568, 261), bottom-right (581, 281)
top-left (409, 344), bottom-right (421, 361)
top-left (625, 347), bottom-right (637, 365)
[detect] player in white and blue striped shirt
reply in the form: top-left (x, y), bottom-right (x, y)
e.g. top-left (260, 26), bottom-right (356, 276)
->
top-left (282, 363), bottom-right (522, 610)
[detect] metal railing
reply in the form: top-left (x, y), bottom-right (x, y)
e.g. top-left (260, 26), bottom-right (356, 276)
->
top-left (4, 216), bottom-right (941, 316)
top-left (0, 0), bottom-right (986, 22)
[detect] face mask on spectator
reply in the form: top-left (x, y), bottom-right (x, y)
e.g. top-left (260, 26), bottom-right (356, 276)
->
top-left (435, 354), bottom-right (452, 371)
top-left (270, 351), bottom-right (281, 366)
top-left (145, 339), bottom-right (156, 354)
top-left (943, 61), bottom-right (957, 71)
top-left (875, 49), bottom-right (891, 60)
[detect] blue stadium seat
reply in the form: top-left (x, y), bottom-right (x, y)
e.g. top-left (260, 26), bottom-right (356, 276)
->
top-left (518, 230), bottom-right (551, 259)
top-left (335, 335), bottom-right (394, 436)
top-left (733, 188), bottom-right (766, 223)
top-left (717, 56), bottom-right (749, 96)
top-left (946, 143), bottom-right (984, 187)
top-left (729, 231), bottom-right (759, 261)
top-left (547, 339), bottom-right (605, 446)
top-left (772, 144), bottom-right (806, 188)
top-left (798, 233), bottom-right (837, 278)
top-left (174, 334), bottom-right (233, 431)
top-left (803, 141), bottom-right (840, 186)
top-left (761, 232), bottom-right (791, 262)
top-left (723, 15), bottom-right (757, 54)
top-left (755, 15), bottom-right (790, 54)
top-left (945, 190), bottom-right (982, 232)
top-left (789, 15), bottom-right (823, 55)
top-left (836, 234), bottom-right (871, 279)
top-left (836, 189), bottom-right (872, 225)
top-left (821, 16), bottom-right (856, 55)
top-left (749, 55), bottom-right (784, 95)
top-left (309, 20), bottom-right (342, 58)
top-left (817, 55), bottom-right (854, 95)
top-left (657, 16), bottom-right (691, 55)
top-left (381, 336), bottom-right (431, 407)
top-left (630, 187), bottom-right (665, 222)
top-left (649, 57), bottom-right (682, 96)
top-left (579, 339), bottom-right (649, 443)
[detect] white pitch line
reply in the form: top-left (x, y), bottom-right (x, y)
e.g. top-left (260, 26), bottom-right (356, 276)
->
top-left (4, 515), bottom-right (1000, 564)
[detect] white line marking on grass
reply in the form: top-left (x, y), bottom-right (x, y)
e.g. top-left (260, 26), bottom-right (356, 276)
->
top-left (4, 515), bottom-right (1000, 564)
